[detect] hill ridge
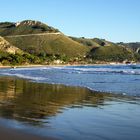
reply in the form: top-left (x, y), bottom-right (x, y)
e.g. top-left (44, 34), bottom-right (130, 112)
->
top-left (0, 20), bottom-right (139, 65)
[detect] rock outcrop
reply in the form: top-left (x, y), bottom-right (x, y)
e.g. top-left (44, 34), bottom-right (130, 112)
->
top-left (0, 36), bottom-right (23, 54)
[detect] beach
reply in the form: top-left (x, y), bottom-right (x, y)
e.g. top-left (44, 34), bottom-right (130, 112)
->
top-left (0, 65), bottom-right (140, 140)
top-left (0, 61), bottom-right (136, 69)
top-left (0, 126), bottom-right (55, 140)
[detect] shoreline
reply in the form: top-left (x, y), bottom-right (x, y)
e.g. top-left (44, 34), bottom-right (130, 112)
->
top-left (0, 71), bottom-right (139, 140)
top-left (0, 125), bottom-right (56, 140)
top-left (0, 62), bottom-right (139, 69)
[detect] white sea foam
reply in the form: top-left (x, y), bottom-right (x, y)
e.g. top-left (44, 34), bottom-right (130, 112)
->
top-left (7, 65), bottom-right (140, 75)
top-left (58, 67), bottom-right (140, 75)
top-left (0, 65), bottom-right (140, 96)
top-left (1, 73), bottom-right (47, 81)
top-left (9, 67), bottom-right (52, 71)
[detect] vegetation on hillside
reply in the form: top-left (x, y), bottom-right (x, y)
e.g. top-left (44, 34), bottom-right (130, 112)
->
top-left (70, 37), bottom-right (100, 48)
top-left (0, 20), bottom-right (59, 36)
top-left (118, 42), bottom-right (140, 54)
top-left (5, 34), bottom-right (89, 58)
top-left (0, 52), bottom-right (39, 65)
top-left (117, 42), bottom-right (140, 61)
top-left (70, 37), bottom-right (115, 48)
top-left (71, 37), bottom-right (139, 62)
top-left (0, 20), bottom-right (139, 65)
top-left (87, 45), bottom-right (135, 62)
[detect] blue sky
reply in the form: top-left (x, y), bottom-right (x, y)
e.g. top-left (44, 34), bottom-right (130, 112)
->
top-left (0, 0), bottom-right (139, 42)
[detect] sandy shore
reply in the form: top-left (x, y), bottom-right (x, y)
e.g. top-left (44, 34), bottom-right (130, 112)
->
top-left (0, 64), bottom-right (68, 69)
top-left (0, 65), bottom-right (45, 69)
top-left (0, 126), bottom-right (56, 140)
top-left (0, 62), bottom-right (137, 69)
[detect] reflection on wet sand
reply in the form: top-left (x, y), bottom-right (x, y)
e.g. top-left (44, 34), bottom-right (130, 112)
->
top-left (0, 77), bottom-right (137, 126)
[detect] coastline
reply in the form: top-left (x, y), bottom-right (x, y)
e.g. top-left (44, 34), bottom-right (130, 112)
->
top-left (0, 70), bottom-right (140, 140)
top-left (0, 62), bottom-right (138, 69)
top-left (0, 125), bottom-right (56, 140)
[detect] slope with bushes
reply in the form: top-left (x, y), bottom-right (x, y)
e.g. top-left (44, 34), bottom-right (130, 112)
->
top-left (0, 36), bottom-right (41, 65)
top-left (87, 45), bottom-right (135, 62)
top-left (0, 20), bottom-right (59, 36)
top-left (5, 33), bottom-right (89, 58)
top-left (71, 37), bottom-right (137, 62)
top-left (0, 20), bottom-right (139, 65)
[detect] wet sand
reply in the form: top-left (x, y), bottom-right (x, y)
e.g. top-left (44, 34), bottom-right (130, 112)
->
top-left (0, 62), bottom-right (132, 69)
top-left (0, 76), bottom-right (140, 140)
top-left (0, 126), bottom-right (55, 140)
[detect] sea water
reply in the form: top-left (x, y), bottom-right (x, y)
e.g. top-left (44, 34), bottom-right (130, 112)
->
top-left (0, 64), bottom-right (140, 96)
top-left (0, 64), bottom-right (140, 140)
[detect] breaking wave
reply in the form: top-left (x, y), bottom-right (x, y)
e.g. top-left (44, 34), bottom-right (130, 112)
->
top-left (0, 64), bottom-right (140, 96)
top-left (0, 72), bottom-right (47, 81)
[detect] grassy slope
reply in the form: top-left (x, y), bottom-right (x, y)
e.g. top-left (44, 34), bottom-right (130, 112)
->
top-left (70, 37), bottom-right (100, 48)
top-left (71, 37), bottom-right (136, 62)
top-left (88, 45), bottom-right (135, 62)
top-left (0, 20), bottom-right (138, 63)
top-left (0, 36), bottom-right (23, 54)
top-left (0, 36), bottom-right (42, 65)
top-left (0, 20), bottom-right (59, 36)
top-left (5, 34), bottom-right (89, 58)
top-left (118, 42), bottom-right (140, 53)
top-left (70, 37), bottom-right (116, 48)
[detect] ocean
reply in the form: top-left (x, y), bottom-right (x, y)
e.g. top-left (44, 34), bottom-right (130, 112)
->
top-left (0, 64), bottom-right (140, 140)
top-left (0, 64), bottom-right (140, 96)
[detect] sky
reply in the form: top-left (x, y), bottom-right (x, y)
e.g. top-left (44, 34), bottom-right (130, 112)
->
top-left (0, 0), bottom-right (140, 42)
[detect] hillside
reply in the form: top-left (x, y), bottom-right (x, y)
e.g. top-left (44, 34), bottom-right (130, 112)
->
top-left (70, 37), bottom-right (115, 48)
top-left (87, 45), bottom-right (135, 62)
top-left (0, 36), bottom-right (42, 65)
top-left (0, 20), bottom-right (139, 65)
top-left (118, 42), bottom-right (140, 54)
top-left (0, 36), bottom-right (23, 54)
top-left (0, 20), bottom-right (59, 36)
top-left (71, 37), bottom-right (136, 62)
top-left (0, 20), bottom-right (88, 59)
top-left (5, 33), bottom-right (89, 58)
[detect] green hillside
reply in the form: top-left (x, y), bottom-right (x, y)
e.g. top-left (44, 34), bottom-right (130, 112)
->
top-left (0, 20), bottom-right (89, 60)
top-left (70, 37), bottom-right (115, 48)
top-left (118, 42), bottom-right (140, 53)
top-left (117, 42), bottom-right (140, 61)
top-left (5, 34), bottom-right (89, 58)
top-left (0, 20), bottom-right (59, 36)
top-left (0, 36), bottom-right (23, 54)
top-left (70, 37), bottom-right (100, 48)
top-left (71, 37), bottom-right (136, 62)
top-left (0, 20), bottom-right (139, 65)
top-left (87, 45), bottom-right (135, 62)
top-left (0, 36), bottom-right (42, 65)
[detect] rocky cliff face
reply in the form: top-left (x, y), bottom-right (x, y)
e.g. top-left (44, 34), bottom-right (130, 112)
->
top-left (0, 36), bottom-right (23, 54)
